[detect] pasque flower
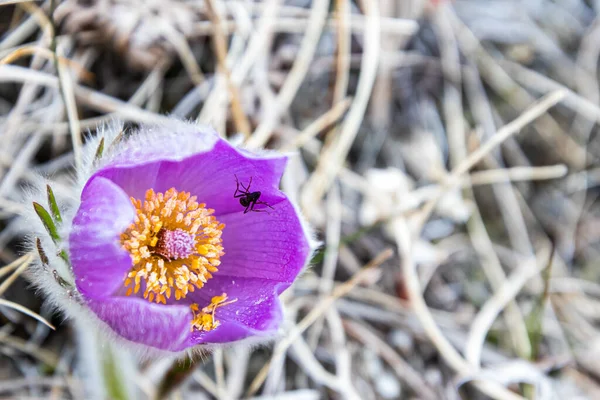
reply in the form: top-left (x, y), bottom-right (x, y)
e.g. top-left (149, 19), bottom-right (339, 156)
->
top-left (28, 121), bottom-right (312, 353)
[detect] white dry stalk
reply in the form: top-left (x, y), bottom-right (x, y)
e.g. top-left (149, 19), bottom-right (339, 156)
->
top-left (0, 65), bottom-right (173, 125)
top-left (457, 360), bottom-right (556, 400)
top-left (0, 299), bottom-right (54, 330)
top-left (369, 0), bottom-right (395, 133)
top-left (56, 41), bottom-right (83, 171)
top-left (289, 335), bottom-right (360, 399)
top-left (343, 319), bottom-right (437, 400)
top-left (464, 246), bottom-right (551, 367)
top-left (247, 249), bottom-right (391, 396)
top-left (306, 182), bottom-right (341, 349)
top-left (440, 5), bottom-right (532, 362)
top-left (246, 0), bottom-right (330, 148)
top-left (0, 254), bottom-right (31, 292)
top-left (252, 13), bottom-right (418, 36)
top-left (460, 39), bottom-right (537, 260)
top-left (198, 0), bottom-right (281, 125)
top-left (500, 58), bottom-right (600, 126)
top-left (301, 0), bottom-right (381, 215)
top-left (0, 330), bottom-right (59, 367)
top-left (213, 348), bottom-right (226, 400)
top-left (348, 165), bottom-right (567, 222)
top-left (0, 134), bottom-right (44, 199)
top-left (193, 369), bottom-right (220, 398)
top-left (332, 0), bottom-right (351, 112)
top-left (466, 205), bottom-right (532, 363)
top-left (0, 54), bottom-right (49, 180)
top-left (0, 17), bottom-right (38, 52)
top-left (225, 346), bottom-right (250, 399)
top-left (230, 0), bottom-right (281, 85)
top-left (282, 97), bottom-right (353, 152)
top-left (325, 308), bottom-right (358, 399)
top-left (161, 20), bottom-right (205, 86)
top-left (394, 89), bottom-right (566, 400)
top-left (446, 7), bottom-right (586, 168)
top-left (413, 89), bottom-right (566, 230)
top-left (206, 0), bottom-right (251, 136)
top-left (467, 165), bottom-right (567, 185)
top-left (393, 217), bottom-right (524, 400)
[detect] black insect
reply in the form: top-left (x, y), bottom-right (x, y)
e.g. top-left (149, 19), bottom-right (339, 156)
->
top-left (234, 175), bottom-right (274, 214)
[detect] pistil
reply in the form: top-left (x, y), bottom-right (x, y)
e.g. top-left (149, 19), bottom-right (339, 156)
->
top-left (121, 188), bottom-right (225, 304)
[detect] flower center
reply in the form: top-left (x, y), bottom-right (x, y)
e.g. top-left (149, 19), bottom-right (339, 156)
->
top-left (154, 229), bottom-right (196, 260)
top-left (121, 188), bottom-right (225, 304)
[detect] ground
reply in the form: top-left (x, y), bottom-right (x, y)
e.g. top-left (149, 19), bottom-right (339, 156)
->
top-left (1, 0), bottom-right (600, 399)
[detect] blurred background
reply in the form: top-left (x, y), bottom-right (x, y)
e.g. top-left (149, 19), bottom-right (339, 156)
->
top-left (1, 0), bottom-right (600, 399)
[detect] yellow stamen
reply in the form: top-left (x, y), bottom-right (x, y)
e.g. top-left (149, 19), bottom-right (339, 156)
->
top-left (121, 188), bottom-right (225, 304)
top-left (190, 293), bottom-right (237, 332)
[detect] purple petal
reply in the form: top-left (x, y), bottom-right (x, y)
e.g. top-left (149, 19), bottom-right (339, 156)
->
top-left (72, 130), bottom-right (312, 349)
top-left (187, 277), bottom-right (286, 344)
top-left (92, 140), bottom-right (287, 215)
top-left (87, 296), bottom-right (192, 352)
top-left (154, 141), bottom-right (288, 216)
top-left (85, 140), bottom-right (307, 284)
top-left (217, 198), bottom-right (310, 282)
top-left (192, 321), bottom-right (260, 344)
top-left (69, 177), bottom-right (135, 300)
top-left (93, 162), bottom-right (162, 202)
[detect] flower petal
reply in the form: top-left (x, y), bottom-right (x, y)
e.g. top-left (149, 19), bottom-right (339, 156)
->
top-left (93, 162), bottom-right (162, 203)
top-left (92, 140), bottom-right (287, 210)
top-left (70, 176), bottom-right (135, 300)
top-left (87, 296), bottom-right (192, 352)
top-left (153, 140), bottom-right (288, 216)
top-left (217, 198), bottom-right (310, 282)
top-left (68, 124), bottom-right (313, 351)
top-left (188, 277), bottom-right (286, 344)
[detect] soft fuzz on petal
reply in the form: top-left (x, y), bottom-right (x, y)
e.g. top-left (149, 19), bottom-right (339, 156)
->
top-left (87, 297), bottom-right (192, 352)
top-left (94, 122), bottom-right (219, 171)
top-left (70, 177), bottom-right (135, 300)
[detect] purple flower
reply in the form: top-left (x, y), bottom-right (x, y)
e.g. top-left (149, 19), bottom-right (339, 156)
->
top-left (29, 121), bottom-right (313, 353)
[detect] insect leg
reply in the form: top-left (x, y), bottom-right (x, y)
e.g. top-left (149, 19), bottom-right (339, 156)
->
top-left (250, 200), bottom-right (269, 213)
top-left (234, 175), bottom-right (247, 197)
top-left (257, 200), bottom-right (274, 210)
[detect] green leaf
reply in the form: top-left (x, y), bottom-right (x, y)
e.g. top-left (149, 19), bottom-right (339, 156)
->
top-left (310, 221), bottom-right (382, 265)
top-left (46, 185), bottom-right (62, 223)
top-left (33, 202), bottom-right (60, 244)
top-left (102, 345), bottom-right (131, 400)
top-left (33, 202), bottom-right (70, 265)
top-left (94, 137), bottom-right (105, 162)
top-left (341, 222), bottom-right (381, 246)
top-left (526, 244), bottom-right (555, 361)
top-left (58, 250), bottom-right (70, 264)
top-left (310, 247), bottom-right (325, 264)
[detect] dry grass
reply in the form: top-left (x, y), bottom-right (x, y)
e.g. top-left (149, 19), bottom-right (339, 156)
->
top-left (2, 0), bottom-right (600, 399)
